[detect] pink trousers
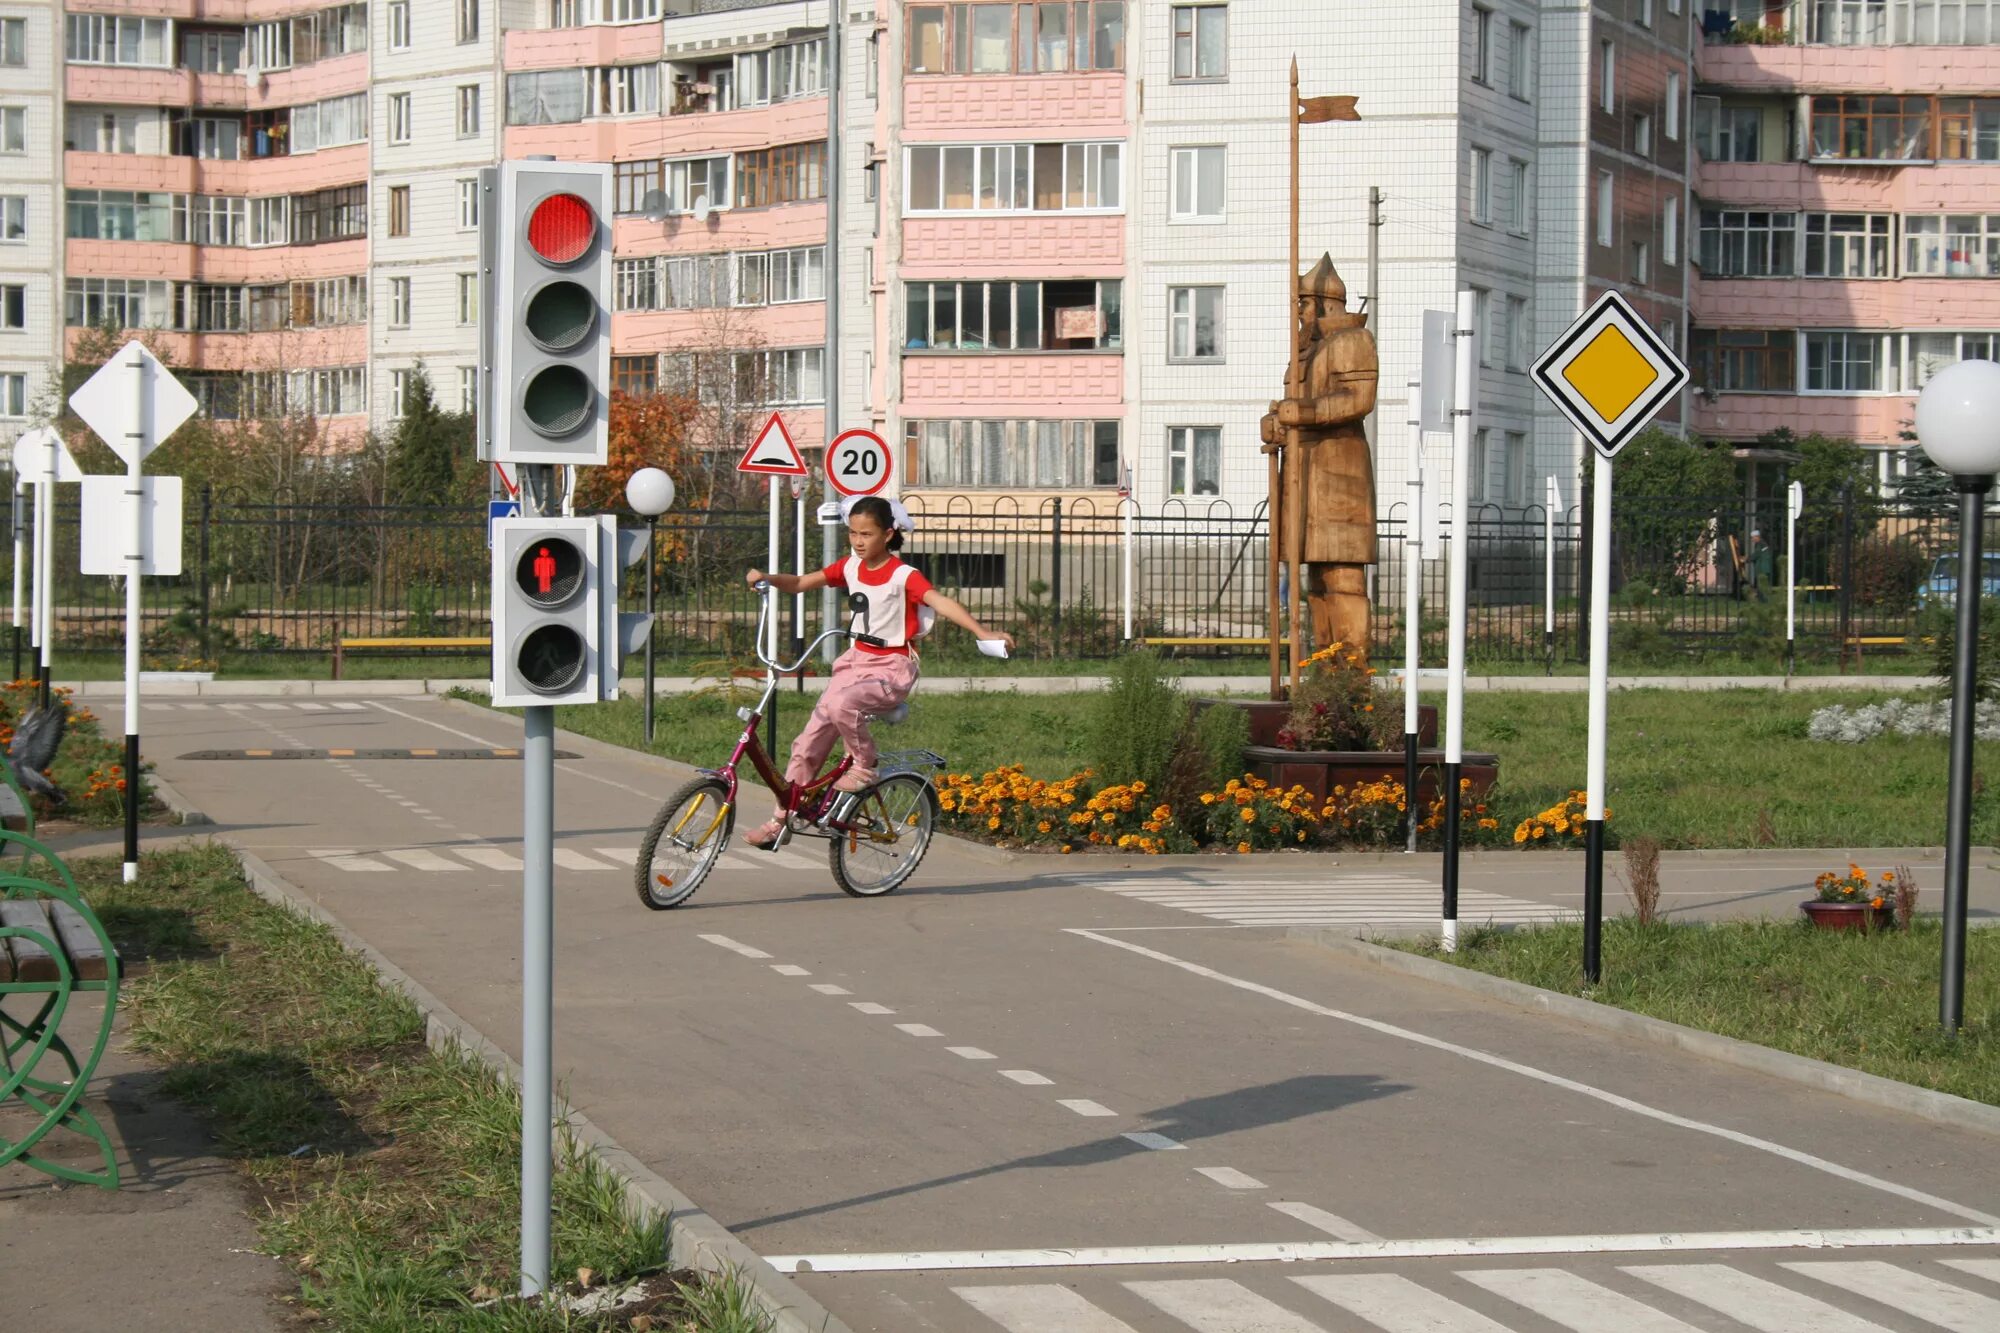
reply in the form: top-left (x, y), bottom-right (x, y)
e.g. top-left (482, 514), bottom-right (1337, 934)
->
top-left (785, 647), bottom-right (919, 789)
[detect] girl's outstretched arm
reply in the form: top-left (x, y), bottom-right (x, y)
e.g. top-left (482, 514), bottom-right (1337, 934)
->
top-left (746, 567), bottom-right (831, 595)
top-left (921, 588), bottom-right (1015, 654)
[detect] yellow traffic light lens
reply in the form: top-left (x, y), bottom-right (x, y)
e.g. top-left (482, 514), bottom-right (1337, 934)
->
top-left (522, 365), bottom-right (592, 437)
top-left (517, 623), bottom-right (586, 695)
top-left (514, 536), bottom-right (585, 608)
top-left (525, 281), bottom-right (596, 352)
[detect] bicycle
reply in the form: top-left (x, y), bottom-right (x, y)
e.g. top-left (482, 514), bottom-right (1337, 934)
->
top-left (634, 586), bottom-right (944, 910)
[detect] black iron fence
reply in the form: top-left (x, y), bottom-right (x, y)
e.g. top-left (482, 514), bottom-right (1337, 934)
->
top-left (3, 487), bottom-right (1989, 669)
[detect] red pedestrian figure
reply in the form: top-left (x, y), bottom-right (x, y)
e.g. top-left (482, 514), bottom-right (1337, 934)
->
top-left (533, 545), bottom-right (556, 595)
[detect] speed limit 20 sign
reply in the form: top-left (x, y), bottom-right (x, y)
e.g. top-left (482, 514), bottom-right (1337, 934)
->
top-left (826, 428), bottom-right (892, 497)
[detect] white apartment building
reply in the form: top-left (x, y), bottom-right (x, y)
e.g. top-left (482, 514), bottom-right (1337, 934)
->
top-left (0, 2), bottom-right (63, 450)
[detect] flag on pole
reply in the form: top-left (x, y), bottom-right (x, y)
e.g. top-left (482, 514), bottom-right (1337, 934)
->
top-left (1299, 95), bottom-right (1361, 123)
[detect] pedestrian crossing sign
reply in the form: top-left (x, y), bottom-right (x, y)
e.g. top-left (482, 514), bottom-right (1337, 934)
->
top-left (1531, 290), bottom-right (1688, 460)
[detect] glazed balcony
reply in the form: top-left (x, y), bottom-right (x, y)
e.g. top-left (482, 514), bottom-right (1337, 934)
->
top-left (64, 237), bottom-right (368, 284)
top-left (65, 145), bottom-right (367, 200)
top-left (613, 203), bottom-right (827, 259)
top-left (64, 323), bottom-right (368, 373)
top-left (504, 22), bottom-right (663, 71)
top-left (1693, 272), bottom-right (2000, 328)
top-left (900, 353), bottom-right (1124, 418)
top-left (902, 216), bottom-right (1124, 278)
top-left (66, 52), bottom-right (366, 112)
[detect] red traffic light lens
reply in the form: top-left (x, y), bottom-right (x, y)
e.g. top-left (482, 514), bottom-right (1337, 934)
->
top-left (528, 193), bottom-right (595, 265)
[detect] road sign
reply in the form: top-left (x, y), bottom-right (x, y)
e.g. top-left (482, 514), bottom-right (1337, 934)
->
top-left (11, 427), bottom-right (85, 483)
top-left (1420, 309), bottom-right (1456, 433)
top-left (826, 428), bottom-right (891, 497)
top-left (487, 497), bottom-right (522, 548)
top-left (80, 475), bottom-right (183, 576)
top-left (68, 341), bottom-right (197, 465)
top-left (1531, 291), bottom-right (1688, 459)
top-left (738, 412), bottom-right (807, 476)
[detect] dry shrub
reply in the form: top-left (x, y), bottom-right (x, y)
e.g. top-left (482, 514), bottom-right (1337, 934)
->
top-left (1623, 835), bottom-right (1663, 925)
top-left (1894, 864), bottom-right (1921, 932)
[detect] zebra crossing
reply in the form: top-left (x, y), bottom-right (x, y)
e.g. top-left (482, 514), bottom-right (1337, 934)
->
top-left (1081, 871), bottom-right (1571, 927)
top-left (305, 842), bottom-right (820, 874)
top-left (944, 1255), bottom-right (2000, 1332)
top-left (136, 699), bottom-right (375, 713)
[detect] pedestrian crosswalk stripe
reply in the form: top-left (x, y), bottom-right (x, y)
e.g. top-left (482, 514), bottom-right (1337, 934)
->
top-left (552, 848), bottom-right (607, 870)
top-left (1461, 1269), bottom-right (1704, 1332)
top-left (333, 701), bottom-right (368, 710)
top-left (456, 846), bottom-right (523, 871)
top-left (310, 850), bottom-right (392, 873)
top-left (1784, 1260), bottom-right (2000, 1332)
top-left (296, 702), bottom-right (329, 711)
top-left (298, 841), bottom-right (824, 875)
top-left (1943, 1257), bottom-right (2000, 1284)
top-left (1127, 1278), bottom-right (1321, 1332)
top-left (382, 849), bottom-right (467, 873)
top-left (1292, 1273), bottom-right (1515, 1332)
top-left (1624, 1264), bottom-right (1894, 1333)
top-left (256, 702), bottom-right (290, 711)
top-left (956, 1284), bottom-right (1140, 1332)
top-left (1082, 873), bottom-right (1568, 926)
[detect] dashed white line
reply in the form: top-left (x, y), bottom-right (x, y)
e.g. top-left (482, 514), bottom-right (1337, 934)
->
top-left (1058, 1099), bottom-right (1116, 1118)
top-left (1193, 1167), bottom-right (1266, 1190)
top-left (850, 1002), bottom-right (895, 1015)
top-left (945, 1046), bottom-right (995, 1060)
top-left (895, 1023), bottom-right (943, 1037)
top-left (809, 983), bottom-right (851, 996)
top-left (999, 1069), bottom-right (1051, 1084)
top-left (771, 964), bottom-right (811, 977)
top-left (698, 934), bottom-right (773, 960)
top-left (1122, 1132), bottom-right (1185, 1151)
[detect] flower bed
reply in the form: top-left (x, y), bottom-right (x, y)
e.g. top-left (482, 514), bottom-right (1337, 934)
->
top-left (0, 680), bottom-right (154, 827)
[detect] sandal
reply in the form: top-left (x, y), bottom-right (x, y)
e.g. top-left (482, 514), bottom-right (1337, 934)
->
top-left (744, 817), bottom-right (786, 849)
top-left (833, 767), bottom-right (878, 793)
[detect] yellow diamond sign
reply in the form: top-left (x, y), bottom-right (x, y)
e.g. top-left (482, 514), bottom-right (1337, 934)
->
top-left (1532, 291), bottom-right (1689, 459)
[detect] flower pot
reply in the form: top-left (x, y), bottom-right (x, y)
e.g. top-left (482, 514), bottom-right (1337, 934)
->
top-left (1241, 744), bottom-right (1498, 805)
top-left (1800, 900), bottom-right (1894, 933)
top-left (1200, 698), bottom-right (1438, 749)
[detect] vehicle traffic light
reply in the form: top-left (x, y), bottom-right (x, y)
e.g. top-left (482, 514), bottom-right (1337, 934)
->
top-left (484, 161), bottom-right (612, 467)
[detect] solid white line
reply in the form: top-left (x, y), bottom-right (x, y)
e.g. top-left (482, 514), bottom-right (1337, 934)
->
top-left (698, 934), bottom-right (772, 960)
top-left (761, 1226), bottom-right (2000, 1274)
top-left (1122, 1132), bottom-right (1184, 1151)
top-left (1268, 1201), bottom-right (1382, 1242)
top-left (1126, 1278), bottom-right (1323, 1332)
top-left (1063, 928), bottom-right (2000, 1227)
top-left (1461, 1268), bottom-right (1705, 1332)
top-left (553, 848), bottom-right (614, 870)
top-left (809, 983), bottom-right (851, 996)
top-left (850, 1002), bottom-right (895, 1015)
top-left (1943, 1258), bottom-right (2000, 1285)
top-left (771, 964), bottom-right (810, 977)
top-left (1058, 1099), bottom-right (1116, 1117)
top-left (954, 1285), bottom-right (1139, 1333)
top-left (455, 846), bottom-right (523, 871)
top-left (1000, 1069), bottom-right (1051, 1084)
top-left (309, 850), bottom-right (391, 873)
top-left (948, 1046), bottom-right (997, 1060)
top-left (1193, 1167), bottom-right (1265, 1190)
top-left (381, 848), bottom-right (467, 873)
top-left (1783, 1260), bottom-right (2000, 1333)
top-left (1625, 1263), bottom-right (1895, 1333)
top-left (1294, 1273), bottom-right (1514, 1333)
top-left (896, 1023), bottom-right (942, 1037)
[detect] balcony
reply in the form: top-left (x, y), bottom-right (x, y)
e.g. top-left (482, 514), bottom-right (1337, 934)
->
top-left (904, 74), bottom-right (1127, 138)
top-left (901, 355), bottom-right (1124, 417)
top-left (1701, 1), bottom-right (2000, 47)
top-left (903, 216), bottom-right (1125, 276)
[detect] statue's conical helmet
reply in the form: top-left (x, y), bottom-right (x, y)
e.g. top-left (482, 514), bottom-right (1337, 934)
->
top-left (1300, 253), bottom-right (1347, 300)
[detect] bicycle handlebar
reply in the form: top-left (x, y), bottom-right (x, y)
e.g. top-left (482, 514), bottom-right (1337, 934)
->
top-left (750, 584), bottom-right (883, 676)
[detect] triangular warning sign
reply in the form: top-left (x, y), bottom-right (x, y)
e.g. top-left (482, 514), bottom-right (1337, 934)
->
top-left (737, 413), bottom-right (808, 476)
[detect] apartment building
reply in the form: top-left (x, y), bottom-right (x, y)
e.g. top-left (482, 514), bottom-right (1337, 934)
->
top-left (0, 3), bottom-right (63, 450)
top-left (1688, 0), bottom-right (2000, 477)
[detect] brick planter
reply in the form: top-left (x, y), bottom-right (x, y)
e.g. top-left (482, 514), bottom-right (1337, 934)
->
top-left (1242, 745), bottom-right (1499, 806)
top-left (1197, 699), bottom-right (1439, 748)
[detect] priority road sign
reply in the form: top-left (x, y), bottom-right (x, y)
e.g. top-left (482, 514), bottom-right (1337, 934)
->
top-left (1531, 290), bottom-right (1688, 459)
top-left (738, 412), bottom-right (808, 476)
top-left (826, 428), bottom-right (891, 497)
top-left (69, 341), bottom-right (197, 465)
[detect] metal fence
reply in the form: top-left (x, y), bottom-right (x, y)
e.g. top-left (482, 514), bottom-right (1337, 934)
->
top-left (4, 486), bottom-right (1990, 669)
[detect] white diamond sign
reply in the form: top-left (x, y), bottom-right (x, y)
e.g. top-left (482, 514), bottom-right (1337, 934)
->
top-left (68, 341), bottom-right (197, 465)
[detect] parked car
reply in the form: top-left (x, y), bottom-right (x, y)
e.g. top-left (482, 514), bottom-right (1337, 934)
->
top-left (1916, 552), bottom-right (2000, 608)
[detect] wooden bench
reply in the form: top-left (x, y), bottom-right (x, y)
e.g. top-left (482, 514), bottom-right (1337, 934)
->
top-left (332, 636), bottom-right (491, 679)
top-left (1844, 635), bottom-right (1909, 666)
top-left (1142, 637), bottom-right (1273, 654)
top-left (0, 829), bottom-right (121, 1189)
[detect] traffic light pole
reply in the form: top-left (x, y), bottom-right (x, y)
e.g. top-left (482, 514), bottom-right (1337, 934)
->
top-left (518, 462), bottom-right (557, 1299)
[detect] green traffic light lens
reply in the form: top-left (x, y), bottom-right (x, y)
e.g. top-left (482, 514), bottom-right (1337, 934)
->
top-left (514, 536), bottom-right (586, 609)
top-left (517, 624), bottom-right (586, 696)
top-left (525, 281), bottom-right (596, 352)
top-left (522, 365), bottom-right (593, 437)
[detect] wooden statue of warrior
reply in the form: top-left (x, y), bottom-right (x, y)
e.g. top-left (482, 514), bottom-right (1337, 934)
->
top-left (1260, 253), bottom-right (1378, 659)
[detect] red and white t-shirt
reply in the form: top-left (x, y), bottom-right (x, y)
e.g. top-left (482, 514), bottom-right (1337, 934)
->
top-left (823, 555), bottom-right (934, 656)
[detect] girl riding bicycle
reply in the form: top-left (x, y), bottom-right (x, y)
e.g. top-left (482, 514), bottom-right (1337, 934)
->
top-left (743, 495), bottom-right (1014, 848)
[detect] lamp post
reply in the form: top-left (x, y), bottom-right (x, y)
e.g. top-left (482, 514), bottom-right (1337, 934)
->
top-left (624, 468), bottom-right (676, 746)
top-left (1914, 359), bottom-right (2000, 1033)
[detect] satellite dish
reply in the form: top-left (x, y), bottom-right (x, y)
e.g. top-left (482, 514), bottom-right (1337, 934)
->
top-left (691, 194), bottom-right (713, 225)
top-left (640, 188), bottom-right (668, 224)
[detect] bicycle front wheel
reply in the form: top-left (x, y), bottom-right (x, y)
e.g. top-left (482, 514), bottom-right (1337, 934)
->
top-left (829, 772), bottom-right (938, 898)
top-left (636, 777), bottom-right (732, 910)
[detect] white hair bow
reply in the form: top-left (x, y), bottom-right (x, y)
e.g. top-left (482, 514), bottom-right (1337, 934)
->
top-left (839, 493), bottom-right (914, 532)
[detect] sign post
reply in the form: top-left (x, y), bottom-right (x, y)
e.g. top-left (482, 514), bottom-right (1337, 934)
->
top-left (1441, 292), bottom-right (1477, 951)
top-left (69, 342), bottom-right (196, 883)
top-left (1531, 291), bottom-right (1689, 984)
top-left (1404, 377), bottom-right (1423, 854)
top-left (1786, 480), bottom-right (1803, 677)
top-left (11, 428), bottom-right (78, 711)
top-left (1545, 475), bottom-right (1563, 676)
top-left (10, 474), bottom-right (22, 683)
top-left (740, 413), bottom-right (809, 756)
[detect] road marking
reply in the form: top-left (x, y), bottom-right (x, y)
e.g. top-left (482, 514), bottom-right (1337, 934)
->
top-left (1784, 1260), bottom-right (2000, 1332)
top-left (1127, 1278), bottom-right (1322, 1332)
top-left (456, 846), bottom-right (523, 871)
top-left (954, 1285), bottom-right (1139, 1332)
top-left (999, 1069), bottom-right (1050, 1084)
top-left (1121, 1132), bottom-right (1185, 1151)
top-left (1084, 873), bottom-right (1571, 927)
top-left (1269, 1201), bottom-right (1382, 1242)
top-left (382, 849), bottom-right (467, 873)
top-left (1626, 1263), bottom-right (1894, 1332)
top-left (1461, 1268), bottom-right (1704, 1332)
top-left (762, 1227), bottom-right (2000, 1274)
top-left (945, 1046), bottom-right (995, 1060)
top-left (595, 847), bottom-right (639, 864)
top-left (1194, 1167), bottom-right (1265, 1190)
top-left (895, 1023), bottom-right (942, 1037)
top-left (1294, 1273), bottom-right (1514, 1332)
top-left (1943, 1258), bottom-right (2000, 1284)
top-left (809, 984), bottom-right (851, 996)
top-left (850, 1002), bottom-right (895, 1015)
top-left (180, 702), bottom-right (211, 710)
top-left (221, 703), bottom-right (251, 711)
top-left (309, 850), bottom-right (391, 873)
top-left (296, 702), bottom-right (328, 711)
top-left (698, 934), bottom-right (772, 960)
top-left (1058, 1098), bottom-right (1116, 1117)
top-left (771, 964), bottom-right (810, 977)
top-left (552, 848), bottom-right (613, 871)
top-left (1065, 929), bottom-right (2000, 1227)
top-left (256, 702), bottom-right (290, 711)
top-left (333, 701), bottom-right (368, 710)
top-left (397, 799), bottom-right (421, 807)
top-left (726, 846), bottom-right (821, 870)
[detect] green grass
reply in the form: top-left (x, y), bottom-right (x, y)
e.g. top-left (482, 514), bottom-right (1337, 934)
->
top-left (83, 846), bottom-right (768, 1331)
top-left (1392, 919), bottom-right (2000, 1105)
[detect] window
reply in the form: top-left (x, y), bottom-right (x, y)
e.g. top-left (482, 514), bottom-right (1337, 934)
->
top-left (1170, 146), bottom-right (1225, 221)
top-left (735, 142), bottom-right (827, 208)
top-left (1171, 5), bottom-right (1226, 81)
top-left (1508, 159), bottom-right (1529, 233)
top-left (389, 277), bottom-right (411, 327)
top-left (1905, 215), bottom-right (2000, 277)
top-left (612, 355), bottom-right (658, 397)
top-left (1639, 0), bottom-right (1654, 26)
top-left (0, 18), bottom-right (23, 67)
top-left (905, 141), bottom-right (1122, 213)
top-left (183, 30), bottom-right (244, 74)
top-left (1167, 426), bottom-right (1221, 496)
top-left (1635, 113), bottom-right (1653, 157)
top-left (1663, 197), bottom-right (1679, 266)
top-left (65, 277), bottom-right (172, 329)
top-left (666, 155), bottom-right (730, 213)
top-left (1508, 22), bottom-right (1532, 101)
top-left (1910, 332), bottom-right (2000, 391)
top-left (905, 278), bottom-right (1119, 350)
top-left (458, 0), bottom-right (481, 44)
top-left (290, 184), bottom-right (367, 244)
top-left (1698, 209), bottom-right (1797, 276)
top-left (1657, 318), bottom-right (1678, 355)
top-left (248, 196), bottom-right (290, 247)
top-left (458, 179), bottom-right (480, 230)
top-left (1632, 240), bottom-right (1650, 284)
top-left (389, 1), bottom-right (411, 50)
top-left (0, 374), bottom-right (25, 418)
top-left (1, 196), bottom-right (24, 242)
top-left (764, 246), bottom-right (827, 303)
top-left (1470, 148), bottom-right (1492, 225)
top-left (1698, 102), bottom-right (1763, 162)
top-left (614, 258), bottom-right (660, 311)
top-left (588, 64), bottom-right (660, 117)
top-left (615, 160), bottom-right (663, 215)
top-left (1805, 331), bottom-right (1896, 392)
top-left (1, 285), bottom-right (24, 330)
top-left (1665, 73), bottom-right (1682, 141)
top-left (906, 418), bottom-right (1120, 488)
top-left (457, 87), bottom-right (481, 138)
top-left (905, 2), bottom-right (1126, 74)
top-left (245, 19), bottom-right (292, 71)
top-left (1505, 295), bottom-right (1529, 371)
top-left (661, 254), bottom-right (733, 309)
top-left (1803, 213), bottom-right (1892, 277)
top-left (66, 190), bottom-right (187, 242)
top-left (389, 369), bottom-right (409, 418)
top-left (65, 15), bottom-right (171, 66)
top-left (868, 30), bottom-right (881, 96)
top-left (1811, 95), bottom-right (1933, 161)
top-left (1471, 6), bottom-right (1492, 85)
top-left (65, 107), bottom-right (146, 154)
top-left (388, 93), bottom-right (412, 145)
top-left (388, 186), bottom-right (410, 238)
top-left (459, 367), bottom-right (476, 414)
top-left (291, 93), bottom-right (368, 153)
top-left (1599, 39), bottom-right (1615, 114)
top-left (1937, 99), bottom-right (2000, 161)
top-left (1168, 286), bottom-right (1223, 361)
top-left (733, 39), bottom-right (825, 107)
top-left (507, 69), bottom-right (586, 126)
top-left (190, 195), bottom-right (247, 246)
top-left (1471, 287), bottom-right (1492, 366)
top-left (1596, 171), bottom-right (1614, 247)
top-left (2, 108), bottom-right (26, 155)
top-left (1469, 429), bottom-right (1489, 502)
top-left (1503, 432), bottom-right (1529, 505)
top-left (735, 348), bottom-right (824, 404)
top-left (457, 273), bottom-right (477, 325)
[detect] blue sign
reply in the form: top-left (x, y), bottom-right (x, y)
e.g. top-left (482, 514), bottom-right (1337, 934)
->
top-left (487, 498), bottom-right (521, 547)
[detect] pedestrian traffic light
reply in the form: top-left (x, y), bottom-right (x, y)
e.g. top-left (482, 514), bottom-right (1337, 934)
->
top-left (492, 516), bottom-right (606, 707)
top-left (488, 161), bottom-right (612, 467)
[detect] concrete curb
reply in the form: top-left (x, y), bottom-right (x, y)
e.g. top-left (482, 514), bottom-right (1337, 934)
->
top-left (1291, 928), bottom-right (2000, 1139)
top-left (230, 846), bottom-right (854, 1333)
top-left (146, 772), bottom-right (211, 826)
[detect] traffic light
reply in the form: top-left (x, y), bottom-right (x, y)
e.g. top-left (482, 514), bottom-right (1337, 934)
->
top-left (600, 522), bottom-right (655, 703)
top-left (492, 516), bottom-right (605, 707)
top-left (486, 161), bottom-right (612, 467)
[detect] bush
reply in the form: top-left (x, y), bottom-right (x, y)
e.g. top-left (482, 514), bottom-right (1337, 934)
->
top-left (1850, 535), bottom-right (1929, 611)
top-left (1086, 651), bottom-right (1187, 791)
top-left (1161, 702), bottom-right (1251, 843)
top-left (1925, 597), bottom-right (2000, 701)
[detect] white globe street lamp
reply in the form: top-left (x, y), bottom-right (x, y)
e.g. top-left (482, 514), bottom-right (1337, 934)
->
top-left (624, 468), bottom-right (677, 743)
top-left (1915, 359), bottom-right (2000, 1033)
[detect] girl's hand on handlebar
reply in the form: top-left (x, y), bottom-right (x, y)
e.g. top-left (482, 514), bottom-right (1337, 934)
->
top-left (745, 568), bottom-right (768, 591)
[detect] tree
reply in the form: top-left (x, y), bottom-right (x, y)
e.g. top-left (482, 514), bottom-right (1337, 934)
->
top-left (572, 389), bottom-right (703, 514)
top-left (1891, 418), bottom-right (1956, 516)
top-left (1597, 427), bottom-right (1738, 592)
top-left (385, 363), bottom-right (469, 505)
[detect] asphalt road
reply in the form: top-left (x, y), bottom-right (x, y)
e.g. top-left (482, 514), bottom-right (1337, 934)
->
top-left (109, 693), bottom-right (2000, 1333)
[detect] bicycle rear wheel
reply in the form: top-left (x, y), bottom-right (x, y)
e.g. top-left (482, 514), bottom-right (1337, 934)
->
top-left (829, 772), bottom-right (937, 898)
top-left (636, 777), bottom-right (732, 910)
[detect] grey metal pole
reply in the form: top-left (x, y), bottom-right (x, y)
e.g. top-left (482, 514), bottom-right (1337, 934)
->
top-left (820, 0), bottom-right (842, 659)
top-left (520, 701), bottom-right (555, 1295)
top-left (644, 516), bottom-right (656, 745)
top-left (1941, 480), bottom-right (1989, 1033)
